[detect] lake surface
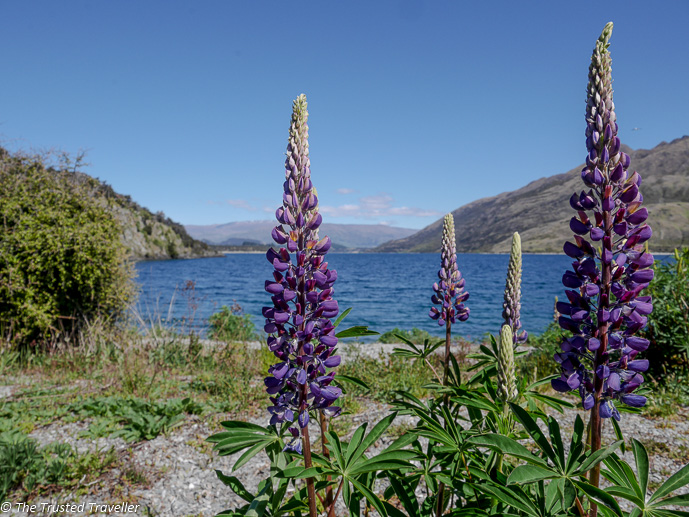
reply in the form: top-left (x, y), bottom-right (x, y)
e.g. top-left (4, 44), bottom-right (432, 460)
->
top-left (134, 253), bottom-right (577, 341)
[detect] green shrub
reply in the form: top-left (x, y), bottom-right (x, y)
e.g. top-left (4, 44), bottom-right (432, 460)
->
top-left (207, 304), bottom-right (256, 342)
top-left (642, 247), bottom-right (689, 374)
top-left (518, 321), bottom-right (563, 381)
top-left (0, 149), bottom-right (136, 346)
top-left (378, 327), bottom-right (433, 344)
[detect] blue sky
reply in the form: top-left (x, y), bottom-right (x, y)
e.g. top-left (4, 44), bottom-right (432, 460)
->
top-left (2, 1), bottom-right (688, 229)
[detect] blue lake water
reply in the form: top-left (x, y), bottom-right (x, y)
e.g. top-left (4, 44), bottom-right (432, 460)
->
top-left (134, 253), bottom-right (576, 341)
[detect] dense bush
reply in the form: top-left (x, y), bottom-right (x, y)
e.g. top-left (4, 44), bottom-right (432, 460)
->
top-left (0, 149), bottom-right (136, 346)
top-left (642, 247), bottom-right (689, 373)
top-left (207, 303), bottom-right (257, 342)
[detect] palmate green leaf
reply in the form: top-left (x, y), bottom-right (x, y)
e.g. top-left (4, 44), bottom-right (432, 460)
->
top-left (451, 394), bottom-right (499, 413)
top-left (279, 466), bottom-right (331, 479)
top-left (350, 477), bottom-right (388, 517)
top-left (632, 439), bottom-right (650, 497)
top-left (270, 473), bottom-right (291, 514)
top-left (468, 434), bottom-right (548, 467)
top-left (447, 508), bottom-right (491, 516)
top-left (335, 325), bottom-right (379, 338)
top-left (335, 374), bottom-right (371, 392)
top-left (471, 482), bottom-right (541, 516)
top-left (323, 430), bottom-right (346, 469)
top-left (545, 477), bottom-right (562, 512)
top-left (575, 440), bottom-right (623, 476)
top-left (344, 424), bottom-right (368, 465)
top-left (246, 480), bottom-right (271, 517)
top-left (234, 441), bottom-right (273, 472)
top-left (574, 480), bottom-right (623, 517)
top-left (388, 475), bottom-right (421, 516)
top-left (448, 353), bottom-right (463, 386)
top-left (215, 471), bottom-right (253, 502)
top-left (385, 432), bottom-right (418, 452)
top-left (280, 480), bottom-right (329, 513)
top-left (602, 455), bottom-right (639, 492)
top-left (333, 307), bottom-right (352, 328)
top-left (347, 412), bottom-right (398, 466)
top-left (548, 418), bottom-right (566, 468)
top-left (611, 417), bottom-right (627, 454)
top-left (392, 345), bottom-right (423, 358)
top-left (381, 501), bottom-right (409, 517)
top-left (560, 479), bottom-right (577, 514)
top-left (605, 486), bottom-right (645, 508)
top-left (215, 420), bottom-right (269, 433)
top-left (525, 375), bottom-right (559, 391)
top-left (509, 403), bottom-right (558, 466)
top-left (212, 434), bottom-right (269, 453)
top-left (656, 494), bottom-right (689, 507)
top-left (348, 458), bottom-right (415, 476)
top-left (649, 462), bottom-right (689, 504)
top-left (524, 391), bottom-right (575, 412)
top-left (566, 415), bottom-right (585, 474)
top-left (390, 333), bottom-right (417, 347)
top-left (649, 510), bottom-right (689, 517)
top-left (507, 464), bottom-right (558, 485)
top-left (414, 422), bottom-right (456, 449)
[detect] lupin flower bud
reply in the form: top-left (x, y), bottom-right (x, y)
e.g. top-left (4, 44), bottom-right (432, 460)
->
top-left (502, 232), bottom-right (527, 345)
top-left (497, 324), bottom-right (518, 402)
top-left (263, 95), bottom-right (341, 453)
top-left (551, 24), bottom-right (653, 422)
top-left (429, 214), bottom-right (470, 326)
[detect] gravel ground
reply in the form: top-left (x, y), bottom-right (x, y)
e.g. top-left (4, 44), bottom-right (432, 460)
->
top-left (2, 399), bottom-right (685, 517)
top-left (2, 344), bottom-right (688, 517)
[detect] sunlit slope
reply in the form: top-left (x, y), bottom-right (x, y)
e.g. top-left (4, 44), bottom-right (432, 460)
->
top-left (375, 136), bottom-right (689, 253)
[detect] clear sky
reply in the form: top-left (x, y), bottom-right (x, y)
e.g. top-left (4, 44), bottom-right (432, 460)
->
top-left (2, 1), bottom-right (688, 230)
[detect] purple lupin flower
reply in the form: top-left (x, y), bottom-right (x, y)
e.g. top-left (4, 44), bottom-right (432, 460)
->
top-left (429, 214), bottom-right (470, 328)
top-left (429, 214), bottom-right (469, 389)
top-left (263, 95), bottom-right (341, 454)
top-left (551, 23), bottom-right (653, 424)
top-left (502, 232), bottom-right (528, 345)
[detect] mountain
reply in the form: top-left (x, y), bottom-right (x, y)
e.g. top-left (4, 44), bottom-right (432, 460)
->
top-left (375, 136), bottom-right (689, 254)
top-left (0, 147), bottom-right (217, 261)
top-left (89, 185), bottom-right (218, 260)
top-left (110, 198), bottom-right (218, 260)
top-left (185, 221), bottom-right (417, 249)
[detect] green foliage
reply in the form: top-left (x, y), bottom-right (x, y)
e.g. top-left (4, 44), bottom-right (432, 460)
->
top-left (0, 149), bottom-right (136, 346)
top-left (642, 247), bottom-right (689, 373)
top-left (68, 396), bottom-right (205, 442)
top-left (378, 327), bottom-right (434, 344)
top-left (208, 304), bottom-right (257, 342)
top-left (0, 431), bottom-right (117, 500)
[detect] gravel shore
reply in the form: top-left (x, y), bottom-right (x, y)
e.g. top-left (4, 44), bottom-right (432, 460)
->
top-left (2, 343), bottom-right (688, 516)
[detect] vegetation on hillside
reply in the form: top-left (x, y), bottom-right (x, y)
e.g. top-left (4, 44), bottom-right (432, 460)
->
top-left (0, 149), bottom-right (136, 346)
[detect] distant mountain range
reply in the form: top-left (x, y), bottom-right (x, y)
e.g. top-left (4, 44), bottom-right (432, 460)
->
top-left (375, 136), bottom-right (689, 254)
top-left (185, 221), bottom-right (417, 249)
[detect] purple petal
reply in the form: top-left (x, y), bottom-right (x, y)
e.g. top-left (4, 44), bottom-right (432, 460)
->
top-left (620, 394), bottom-right (646, 408)
top-left (298, 410), bottom-right (309, 428)
top-left (626, 208), bottom-right (648, 225)
top-left (627, 359), bottom-right (649, 372)
top-left (551, 378), bottom-right (571, 393)
top-left (323, 355), bottom-right (341, 368)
